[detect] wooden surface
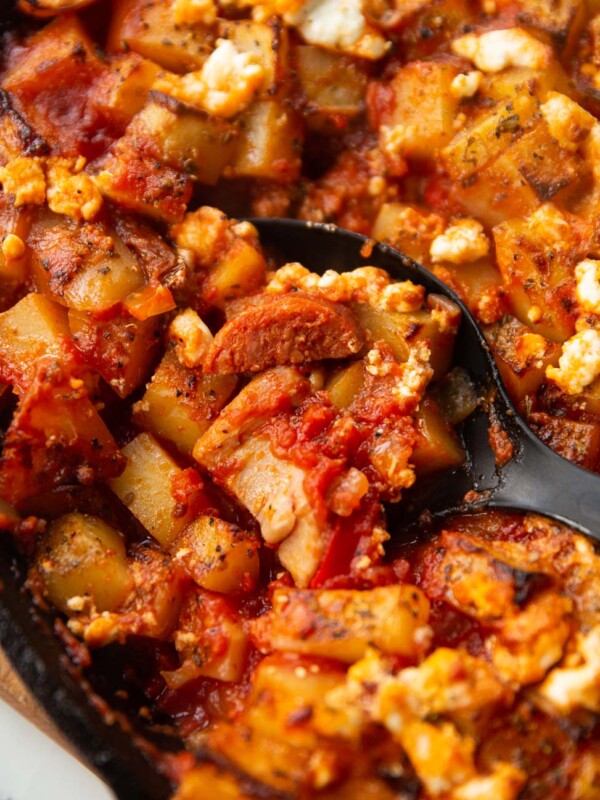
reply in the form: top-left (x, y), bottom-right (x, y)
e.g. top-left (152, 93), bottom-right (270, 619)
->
top-left (0, 645), bottom-right (74, 751)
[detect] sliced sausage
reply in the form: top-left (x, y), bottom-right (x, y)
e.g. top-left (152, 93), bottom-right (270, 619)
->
top-left (203, 292), bottom-right (365, 374)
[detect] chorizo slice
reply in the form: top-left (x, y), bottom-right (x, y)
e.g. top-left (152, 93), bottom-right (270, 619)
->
top-left (203, 293), bottom-right (365, 374)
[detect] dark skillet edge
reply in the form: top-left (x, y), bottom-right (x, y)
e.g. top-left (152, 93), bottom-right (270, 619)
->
top-left (0, 536), bottom-right (173, 800)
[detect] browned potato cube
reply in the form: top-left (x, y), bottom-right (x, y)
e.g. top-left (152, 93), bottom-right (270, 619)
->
top-left (218, 18), bottom-right (289, 99)
top-left (251, 585), bottom-right (430, 663)
top-left (411, 395), bottom-right (466, 476)
top-left (68, 309), bottom-right (160, 399)
top-left (127, 96), bottom-right (240, 185)
top-left (107, 0), bottom-right (215, 72)
top-left (441, 93), bottom-right (539, 182)
top-left (233, 100), bottom-right (302, 182)
top-left (170, 515), bottom-right (259, 594)
top-left (203, 237), bottom-right (267, 308)
top-left (294, 45), bottom-right (367, 130)
top-left (37, 512), bottom-right (133, 614)
top-left (133, 349), bottom-right (237, 453)
top-left (92, 54), bottom-right (162, 127)
top-left (486, 317), bottom-right (561, 406)
top-left (377, 61), bottom-right (461, 160)
top-left (0, 293), bottom-right (71, 391)
top-left (109, 432), bottom-right (203, 548)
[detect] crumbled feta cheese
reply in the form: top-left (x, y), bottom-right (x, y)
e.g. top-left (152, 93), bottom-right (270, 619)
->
top-left (540, 92), bottom-right (595, 153)
top-left (201, 39), bottom-right (264, 116)
top-left (170, 206), bottom-right (229, 267)
top-left (266, 262), bottom-right (425, 313)
top-left (450, 70), bottom-right (482, 99)
top-left (1, 233), bottom-right (25, 260)
top-left (430, 218), bottom-right (489, 264)
top-left (46, 156), bottom-right (103, 221)
top-left (575, 259), bottom-right (600, 315)
top-left (539, 626), bottom-right (600, 712)
top-left (0, 156), bottom-right (46, 206)
top-left (169, 308), bottom-right (214, 368)
top-left (155, 39), bottom-right (264, 118)
top-left (172, 0), bottom-right (217, 26)
top-left (546, 328), bottom-right (600, 395)
top-left (286, 0), bottom-right (389, 59)
top-left (526, 202), bottom-right (571, 244)
top-left (452, 28), bottom-right (551, 73)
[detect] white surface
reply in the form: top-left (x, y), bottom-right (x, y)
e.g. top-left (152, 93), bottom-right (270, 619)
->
top-left (0, 697), bottom-right (115, 800)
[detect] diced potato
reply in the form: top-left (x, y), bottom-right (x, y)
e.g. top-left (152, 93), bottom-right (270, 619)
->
top-left (127, 96), bottom-right (239, 185)
top-left (352, 297), bottom-right (459, 378)
top-left (529, 414), bottom-right (600, 469)
top-left (251, 585), bottom-right (430, 663)
top-left (219, 18), bottom-right (289, 99)
top-left (379, 61), bottom-right (461, 159)
top-left (93, 145), bottom-right (192, 223)
top-left (2, 15), bottom-right (104, 153)
top-left (68, 309), bottom-right (160, 399)
top-left (233, 100), bottom-right (302, 181)
top-left (505, 117), bottom-right (588, 202)
top-left (109, 432), bottom-right (203, 548)
top-left (164, 590), bottom-right (249, 685)
top-left (516, 0), bottom-right (586, 53)
top-left (411, 395), bottom-right (466, 476)
top-left (326, 360), bottom-right (365, 409)
top-left (0, 360), bottom-right (123, 504)
top-left (294, 45), bottom-right (368, 130)
top-left (170, 515), bottom-right (259, 594)
top-left (82, 546), bottom-right (186, 646)
top-left (0, 293), bottom-right (71, 391)
top-left (0, 89), bottom-right (48, 165)
top-left (203, 236), bottom-right (267, 307)
top-left (92, 54), bottom-right (162, 127)
top-left (133, 349), bottom-right (237, 453)
top-left (479, 62), bottom-right (573, 103)
top-left (107, 0), bottom-right (215, 72)
top-left (372, 203), bottom-right (444, 266)
top-left (37, 512), bottom-right (133, 614)
top-left (244, 655), bottom-right (358, 745)
top-left (442, 93), bottom-right (539, 182)
top-left (29, 212), bottom-right (145, 311)
top-left (493, 216), bottom-right (578, 342)
top-left (433, 259), bottom-right (504, 325)
top-left (486, 317), bottom-right (561, 405)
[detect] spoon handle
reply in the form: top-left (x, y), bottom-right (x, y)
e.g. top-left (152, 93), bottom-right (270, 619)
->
top-left (491, 420), bottom-right (600, 540)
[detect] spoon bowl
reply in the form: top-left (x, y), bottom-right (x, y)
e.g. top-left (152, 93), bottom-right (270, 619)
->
top-left (250, 218), bottom-right (600, 540)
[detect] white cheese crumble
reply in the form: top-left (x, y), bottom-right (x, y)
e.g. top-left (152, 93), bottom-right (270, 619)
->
top-left (154, 39), bottom-right (264, 118)
top-left (168, 308), bottom-right (214, 368)
top-left (266, 262), bottom-right (425, 313)
top-left (540, 92), bottom-right (595, 153)
top-left (575, 259), bottom-right (600, 315)
top-left (430, 218), bottom-right (489, 265)
top-left (452, 28), bottom-right (551, 73)
top-left (450, 71), bottom-right (482, 99)
top-left (539, 626), bottom-right (600, 712)
top-left (285, 0), bottom-right (389, 59)
top-left (546, 328), bottom-right (600, 395)
top-left (199, 39), bottom-right (265, 117)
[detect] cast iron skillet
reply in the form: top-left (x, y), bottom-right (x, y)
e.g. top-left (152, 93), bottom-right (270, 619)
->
top-left (2, 219), bottom-right (600, 800)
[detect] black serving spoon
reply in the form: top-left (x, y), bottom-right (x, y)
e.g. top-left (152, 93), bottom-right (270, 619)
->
top-left (250, 218), bottom-right (600, 539)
